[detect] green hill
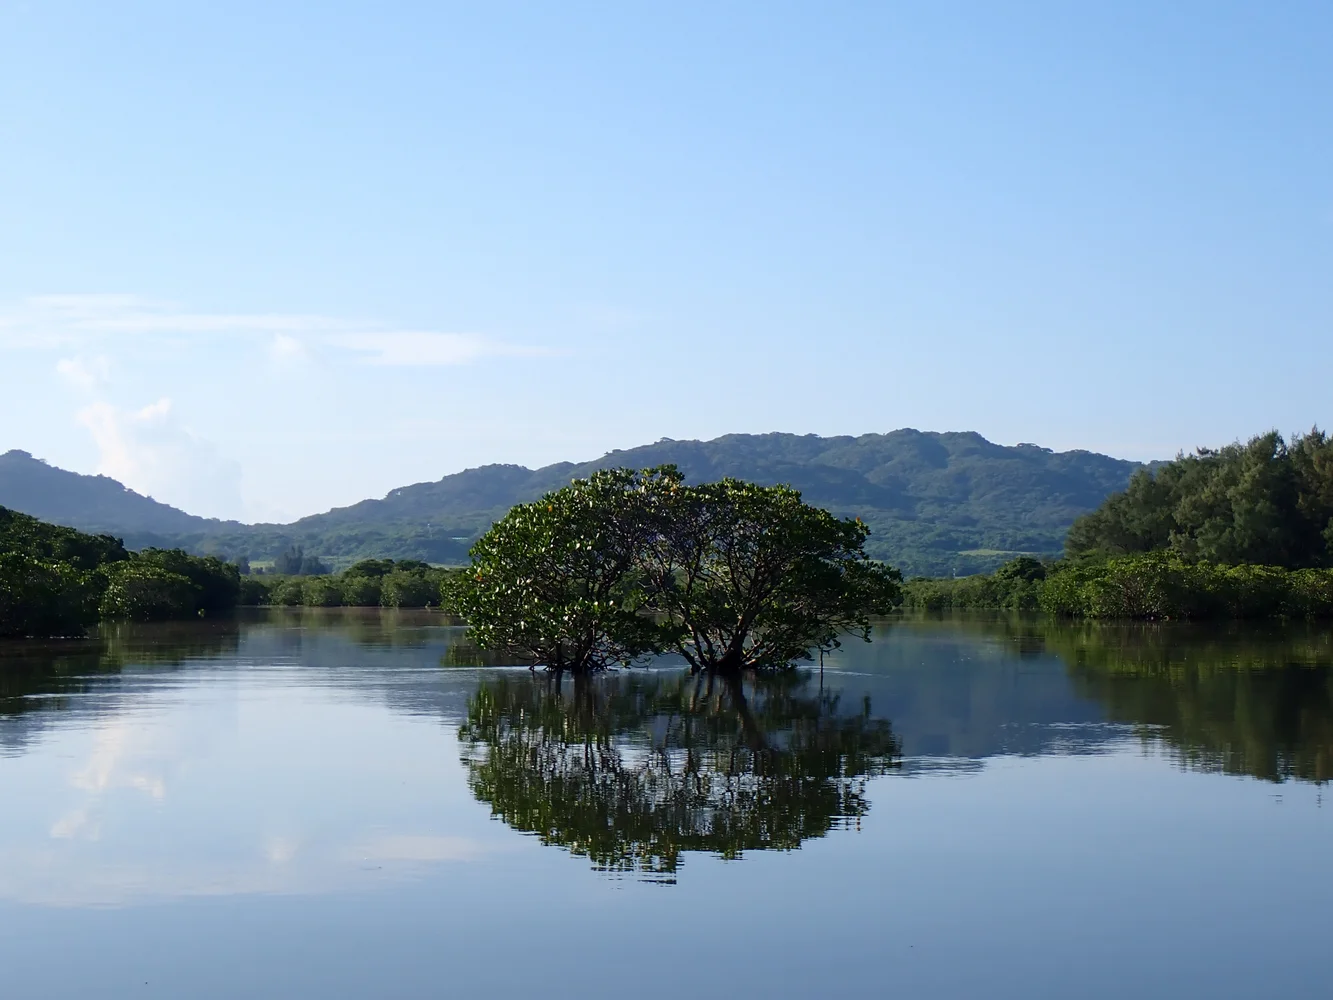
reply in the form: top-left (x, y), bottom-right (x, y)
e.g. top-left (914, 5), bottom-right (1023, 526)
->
top-left (0, 450), bottom-right (238, 542)
top-left (0, 431), bottom-right (1143, 576)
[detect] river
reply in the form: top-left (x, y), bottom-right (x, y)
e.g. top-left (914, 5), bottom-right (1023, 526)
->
top-left (1, 610), bottom-right (1329, 998)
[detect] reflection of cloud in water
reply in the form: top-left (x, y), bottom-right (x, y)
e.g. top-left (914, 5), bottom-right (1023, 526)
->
top-left (0, 833), bottom-right (498, 908)
top-left (349, 834), bottom-right (486, 864)
top-left (264, 835), bottom-right (302, 865)
top-left (0, 651), bottom-right (503, 909)
top-left (69, 719), bottom-right (167, 797)
top-left (49, 807), bottom-right (98, 841)
top-left (46, 716), bottom-right (171, 845)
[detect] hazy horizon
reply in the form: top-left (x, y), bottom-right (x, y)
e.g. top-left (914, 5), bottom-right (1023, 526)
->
top-left (3, 3), bottom-right (1329, 521)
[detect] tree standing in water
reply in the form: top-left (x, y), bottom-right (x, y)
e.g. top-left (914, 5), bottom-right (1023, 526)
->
top-left (638, 471), bottom-right (902, 674)
top-left (446, 468), bottom-right (670, 674)
top-left (453, 466), bottom-right (901, 675)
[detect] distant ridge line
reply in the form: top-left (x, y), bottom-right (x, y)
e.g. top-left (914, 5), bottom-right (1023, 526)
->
top-left (0, 430), bottom-right (1145, 577)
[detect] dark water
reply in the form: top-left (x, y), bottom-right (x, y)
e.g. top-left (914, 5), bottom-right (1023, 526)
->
top-left (1, 611), bottom-right (1330, 999)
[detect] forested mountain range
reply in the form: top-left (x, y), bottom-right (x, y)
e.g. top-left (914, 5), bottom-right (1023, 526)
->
top-left (0, 431), bottom-right (1144, 576)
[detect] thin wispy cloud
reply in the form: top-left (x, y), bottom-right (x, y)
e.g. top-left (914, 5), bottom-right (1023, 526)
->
top-left (332, 331), bottom-right (550, 366)
top-left (54, 354), bottom-right (112, 390)
top-left (1, 294), bottom-right (550, 367)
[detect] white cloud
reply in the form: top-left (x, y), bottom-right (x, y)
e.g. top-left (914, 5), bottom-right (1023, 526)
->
top-left (76, 397), bottom-right (244, 519)
top-left (2, 294), bottom-right (546, 367)
top-left (268, 333), bottom-right (310, 365)
top-left (54, 354), bottom-right (111, 390)
top-left (332, 331), bottom-right (552, 366)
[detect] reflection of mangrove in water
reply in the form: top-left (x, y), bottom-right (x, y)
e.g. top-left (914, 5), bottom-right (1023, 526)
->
top-left (0, 620), bottom-right (241, 717)
top-left (244, 606), bottom-right (457, 650)
top-left (458, 670), bottom-right (901, 881)
top-left (952, 616), bottom-right (1333, 784)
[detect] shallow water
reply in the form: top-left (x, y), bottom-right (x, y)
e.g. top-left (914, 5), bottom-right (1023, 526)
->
top-left (1, 610), bottom-right (1330, 999)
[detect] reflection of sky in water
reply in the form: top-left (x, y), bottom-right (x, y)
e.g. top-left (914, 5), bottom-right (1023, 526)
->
top-left (0, 669), bottom-right (511, 907)
top-left (0, 614), bottom-right (1330, 999)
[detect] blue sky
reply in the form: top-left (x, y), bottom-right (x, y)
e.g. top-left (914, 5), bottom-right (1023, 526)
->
top-left (1, 2), bottom-right (1329, 521)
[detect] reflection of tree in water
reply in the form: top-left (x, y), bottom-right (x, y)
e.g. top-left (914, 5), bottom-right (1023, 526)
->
top-left (441, 637), bottom-right (529, 668)
top-left (458, 669), bottom-right (900, 881)
top-left (967, 617), bottom-right (1333, 784)
top-left (0, 620), bottom-right (240, 716)
top-left (253, 607), bottom-right (454, 651)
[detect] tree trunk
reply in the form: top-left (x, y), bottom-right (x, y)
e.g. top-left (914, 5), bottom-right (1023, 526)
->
top-left (723, 673), bottom-right (767, 751)
top-left (712, 648), bottom-right (745, 676)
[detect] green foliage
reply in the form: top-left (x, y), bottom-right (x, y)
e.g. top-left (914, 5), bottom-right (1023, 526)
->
top-left (92, 550), bottom-right (240, 621)
top-left (237, 576), bottom-right (273, 606)
top-left (302, 576), bottom-right (345, 607)
top-left (237, 560), bottom-right (449, 609)
top-left (344, 558), bottom-right (395, 578)
top-left (379, 568), bottom-right (442, 608)
top-left (450, 469), bottom-right (669, 672)
top-left (1067, 429), bottom-right (1333, 568)
top-left (452, 467), bottom-right (901, 674)
top-left (903, 556), bottom-right (1047, 612)
top-left (0, 553), bottom-right (100, 638)
top-left (457, 670), bottom-right (900, 880)
top-left (0, 504), bottom-right (128, 570)
top-left (340, 573), bottom-right (382, 607)
top-left (1038, 555), bottom-right (1333, 620)
top-left (98, 561), bottom-right (199, 621)
top-left (133, 549), bottom-right (239, 613)
top-left (641, 473), bottom-right (903, 673)
top-left (267, 577), bottom-right (305, 606)
top-left (907, 554), bottom-right (1333, 620)
top-left (273, 545), bottom-right (331, 576)
top-left (0, 511), bottom-right (242, 632)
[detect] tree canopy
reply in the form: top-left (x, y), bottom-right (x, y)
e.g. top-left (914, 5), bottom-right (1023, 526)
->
top-left (640, 473), bottom-right (903, 672)
top-left (1, 506), bottom-right (244, 637)
top-left (450, 467), bottom-right (902, 673)
top-left (447, 469), bottom-right (669, 673)
top-left (0, 506), bottom-right (127, 571)
top-left (1066, 429), bottom-right (1333, 568)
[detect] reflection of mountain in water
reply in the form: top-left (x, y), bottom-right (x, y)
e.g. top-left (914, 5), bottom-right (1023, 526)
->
top-left (458, 670), bottom-right (901, 881)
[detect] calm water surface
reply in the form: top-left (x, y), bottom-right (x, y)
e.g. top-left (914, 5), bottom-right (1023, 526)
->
top-left (1, 611), bottom-right (1330, 999)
